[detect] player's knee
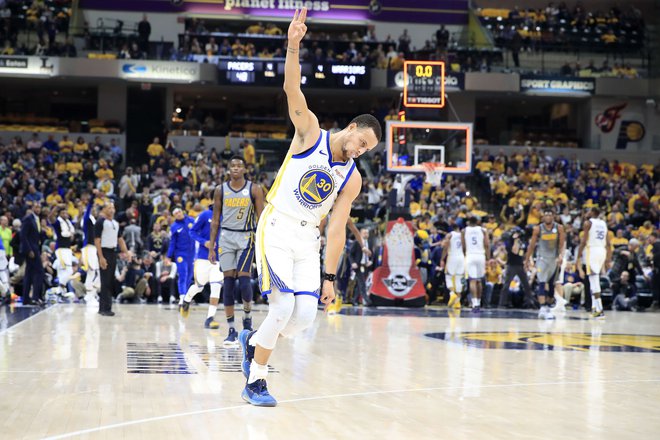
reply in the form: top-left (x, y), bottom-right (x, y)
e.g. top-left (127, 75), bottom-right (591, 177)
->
top-left (270, 291), bottom-right (295, 324)
top-left (294, 298), bottom-right (318, 330)
top-left (588, 274), bottom-right (601, 292)
top-left (238, 276), bottom-right (252, 302)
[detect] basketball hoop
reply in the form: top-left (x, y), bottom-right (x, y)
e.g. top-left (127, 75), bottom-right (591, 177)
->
top-left (421, 162), bottom-right (445, 187)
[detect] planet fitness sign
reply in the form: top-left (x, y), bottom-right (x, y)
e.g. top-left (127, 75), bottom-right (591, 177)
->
top-left (80, 0), bottom-right (468, 25)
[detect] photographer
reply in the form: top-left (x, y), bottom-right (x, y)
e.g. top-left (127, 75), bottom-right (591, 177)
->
top-left (116, 254), bottom-right (151, 303)
top-left (498, 227), bottom-right (534, 308)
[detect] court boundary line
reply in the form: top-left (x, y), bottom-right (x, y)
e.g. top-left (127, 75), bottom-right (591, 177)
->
top-left (44, 378), bottom-right (660, 439)
top-left (0, 303), bottom-right (60, 335)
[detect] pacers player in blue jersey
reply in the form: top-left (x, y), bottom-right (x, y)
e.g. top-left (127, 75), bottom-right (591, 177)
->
top-left (237, 7), bottom-right (381, 407)
top-left (179, 205), bottom-right (223, 328)
top-left (166, 208), bottom-right (195, 308)
top-left (208, 156), bottom-right (264, 346)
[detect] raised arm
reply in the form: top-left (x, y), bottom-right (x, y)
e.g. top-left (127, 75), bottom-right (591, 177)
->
top-left (208, 186), bottom-right (223, 264)
top-left (283, 8), bottom-right (320, 154)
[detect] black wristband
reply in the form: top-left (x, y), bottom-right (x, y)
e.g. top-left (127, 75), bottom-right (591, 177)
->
top-left (322, 272), bottom-right (337, 282)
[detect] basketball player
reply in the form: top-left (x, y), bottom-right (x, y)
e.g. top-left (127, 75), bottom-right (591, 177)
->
top-left (463, 216), bottom-right (490, 312)
top-left (208, 156), bottom-right (264, 346)
top-left (238, 7), bottom-right (381, 407)
top-left (81, 191), bottom-right (100, 300)
top-left (576, 207), bottom-right (611, 318)
top-left (439, 225), bottom-right (464, 309)
top-left (525, 208), bottom-right (566, 319)
top-left (166, 208), bottom-right (194, 308)
top-left (179, 205), bottom-right (224, 329)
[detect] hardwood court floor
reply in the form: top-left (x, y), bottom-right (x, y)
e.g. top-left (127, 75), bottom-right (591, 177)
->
top-left (1, 303), bottom-right (659, 440)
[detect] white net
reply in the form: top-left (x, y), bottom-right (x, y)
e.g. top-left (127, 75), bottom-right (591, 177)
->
top-left (421, 162), bottom-right (445, 187)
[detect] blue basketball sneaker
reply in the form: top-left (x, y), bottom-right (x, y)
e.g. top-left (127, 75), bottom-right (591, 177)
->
top-left (239, 329), bottom-right (256, 379)
top-left (223, 327), bottom-right (239, 347)
top-left (243, 316), bottom-right (252, 331)
top-left (242, 379), bottom-right (277, 407)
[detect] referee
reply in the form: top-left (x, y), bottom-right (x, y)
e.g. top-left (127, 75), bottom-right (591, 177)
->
top-left (94, 202), bottom-right (130, 316)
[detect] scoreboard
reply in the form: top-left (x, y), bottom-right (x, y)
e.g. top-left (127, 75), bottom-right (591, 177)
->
top-left (403, 61), bottom-right (445, 108)
top-left (217, 60), bottom-right (370, 89)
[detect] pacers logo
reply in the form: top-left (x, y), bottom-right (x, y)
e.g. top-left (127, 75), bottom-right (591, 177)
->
top-left (297, 169), bottom-right (334, 205)
top-left (426, 332), bottom-right (660, 352)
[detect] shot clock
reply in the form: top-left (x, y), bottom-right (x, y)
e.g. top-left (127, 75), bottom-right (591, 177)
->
top-left (403, 60), bottom-right (445, 108)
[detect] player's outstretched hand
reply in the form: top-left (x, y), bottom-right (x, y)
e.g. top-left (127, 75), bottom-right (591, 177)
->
top-left (288, 8), bottom-right (308, 45)
top-left (321, 279), bottom-right (336, 312)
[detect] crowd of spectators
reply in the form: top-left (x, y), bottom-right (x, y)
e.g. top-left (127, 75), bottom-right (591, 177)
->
top-left (0, 131), bottom-right (267, 306)
top-left (1, 125), bottom-right (659, 312)
top-left (0, 0), bottom-right (73, 57)
top-left (479, 2), bottom-right (645, 54)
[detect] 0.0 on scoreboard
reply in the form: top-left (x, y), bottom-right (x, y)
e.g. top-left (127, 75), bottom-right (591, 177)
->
top-left (403, 61), bottom-right (445, 109)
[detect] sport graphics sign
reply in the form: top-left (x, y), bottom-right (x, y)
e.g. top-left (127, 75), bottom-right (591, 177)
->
top-left (80, 0), bottom-right (468, 25)
top-left (520, 75), bottom-right (595, 94)
top-left (118, 61), bottom-right (200, 83)
top-left (370, 218), bottom-right (425, 307)
top-left (591, 99), bottom-right (649, 150)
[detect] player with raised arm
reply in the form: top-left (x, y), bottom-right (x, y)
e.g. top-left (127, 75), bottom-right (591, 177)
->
top-left (238, 8), bottom-right (381, 407)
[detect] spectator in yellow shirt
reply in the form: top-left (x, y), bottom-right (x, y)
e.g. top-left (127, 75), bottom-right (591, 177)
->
top-left (241, 139), bottom-right (256, 166)
top-left (95, 161), bottom-right (115, 180)
top-left (147, 137), bottom-right (164, 159)
top-left (65, 157), bottom-right (83, 175)
top-left (46, 191), bottom-right (63, 206)
top-left (73, 136), bottom-right (89, 154)
top-left (59, 135), bottom-right (74, 153)
top-left (264, 23), bottom-right (283, 35)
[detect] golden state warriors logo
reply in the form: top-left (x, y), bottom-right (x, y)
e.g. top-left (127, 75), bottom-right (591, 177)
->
top-left (297, 169), bottom-right (334, 206)
top-left (427, 332), bottom-right (660, 352)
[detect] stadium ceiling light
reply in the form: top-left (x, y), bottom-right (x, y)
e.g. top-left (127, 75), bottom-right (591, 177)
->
top-left (175, 107), bottom-right (182, 113)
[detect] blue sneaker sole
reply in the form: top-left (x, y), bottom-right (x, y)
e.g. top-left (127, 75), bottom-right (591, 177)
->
top-left (241, 388), bottom-right (277, 407)
top-left (239, 330), bottom-right (250, 379)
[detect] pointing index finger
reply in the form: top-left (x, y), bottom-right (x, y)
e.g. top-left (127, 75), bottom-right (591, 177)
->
top-left (292, 8), bottom-right (299, 21)
top-left (299, 7), bottom-right (307, 23)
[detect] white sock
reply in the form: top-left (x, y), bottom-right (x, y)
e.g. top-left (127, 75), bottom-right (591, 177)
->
top-left (476, 297), bottom-right (481, 307)
top-left (207, 304), bottom-right (217, 319)
top-left (591, 295), bottom-right (597, 311)
top-left (248, 360), bottom-right (269, 384)
top-left (595, 298), bottom-right (603, 313)
top-left (178, 296), bottom-right (184, 305)
top-left (471, 297), bottom-right (477, 307)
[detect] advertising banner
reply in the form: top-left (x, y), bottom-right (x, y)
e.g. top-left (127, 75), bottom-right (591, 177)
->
top-left (520, 75), bottom-right (595, 95)
top-left (369, 218), bottom-right (426, 307)
top-left (81, 0), bottom-right (468, 25)
top-left (118, 60), bottom-right (201, 83)
top-left (591, 98), bottom-right (655, 151)
top-left (0, 56), bottom-right (59, 77)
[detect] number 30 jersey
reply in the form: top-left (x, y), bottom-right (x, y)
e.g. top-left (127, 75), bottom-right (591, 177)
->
top-left (266, 129), bottom-right (357, 226)
top-left (587, 218), bottom-right (608, 249)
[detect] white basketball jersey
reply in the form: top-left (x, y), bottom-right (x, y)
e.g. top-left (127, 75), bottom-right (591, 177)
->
top-left (447, 231), bottom-right (464, 258)
top-left (587, 218), bottom-right (607, 249)
top-left (464, 226), bottom-right (485, 255)
top-left (267, 129), bottom-right (356, 226)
